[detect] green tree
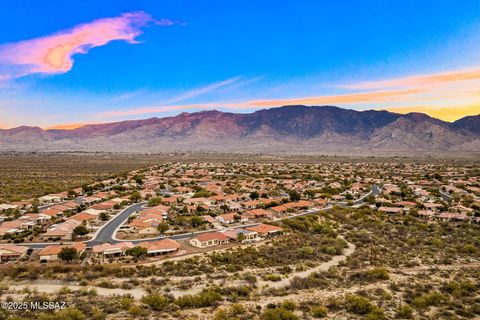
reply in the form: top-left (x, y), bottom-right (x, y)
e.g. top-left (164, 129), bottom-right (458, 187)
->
top-left (237, 233), bottom-right (246, 242)
top-left (190, 216), bottom-right (203, 227)
top-left (148, 197), bottom-right (162, 207)
top-left (249, 191), bottom-right (260, 200)
top-left (220, 204), bottom-right (230, 213)
top-left (288, 190), bottom-right (301, 202)
top-left (129, 191), bottom-right (141, 202)
top-left (125, 246), bottom-right (148, 259)
top-left (58, 247), bottom-right (78, 263)
top-left (99, 212), bottom-right (109, 221)
top-left (157, 223), bottom-right (169, 234)
top-left (73, 225), bottom-right (89, 238)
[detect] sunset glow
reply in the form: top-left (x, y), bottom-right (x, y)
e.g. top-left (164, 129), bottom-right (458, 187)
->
top-left (0, 1), bottom-right (479, 128)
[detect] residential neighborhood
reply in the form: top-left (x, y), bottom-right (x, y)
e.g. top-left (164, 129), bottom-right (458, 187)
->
top-left (0, 161), bottom-right (478, 267)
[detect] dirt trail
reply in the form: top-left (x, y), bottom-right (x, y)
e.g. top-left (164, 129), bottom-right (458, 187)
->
top-left (8, 283), bottom-right (145, 300)
top-left (258, 237), bottom-right (356, 290)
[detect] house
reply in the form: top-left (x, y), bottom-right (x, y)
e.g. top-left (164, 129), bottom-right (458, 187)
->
top-left (222, 228), bottom-right (259, 243)
top-left (437, 212), bottom-right (469, 222)
top-left (92, 242), bottom-right (134, 257)
top-left (395, 201), bottom-right (417, 209)
top-left (246, 223), bottom-right (283, 237)
top-left (246, 209), bottom-right (274, 219)
top-left (201, 215), bottom-right (217, 224)
top-left (138, 239), bottom-right (181, 255)
top-left (38, 195), bottom-right (62, 205)
top-left (129, 218), bottom-right (160, 234)
top-left (69, 213), bottom-right (97, 225)
top-left (0, 244), bottom-right (29, 262)
top-left (19, 213), bottom-right (51, 225)
top-left (40, 208), bottom-right (65, 218)
top-left (0, 204), bottom-right (19, 212)
top-left (142, 205), bottom-right (169, 220)
top-left (38, 243), bottom-right (86, 261)
top-left (189, 232), bottom-right (230, 248)
top-left (378, 207), bottom-right (403, 214)
top-left (91, 200), bottom-right (117, 211)
top-left (42, 219), bottom-right (81, 240)
top-left (418, 210), bottom-right (435, 218)
top-left (215, 213), bottom-right (249, 224)
top-left (0, 220), bottom-right (25, 236)
top-left (270, 205), bottom-right (290, 214)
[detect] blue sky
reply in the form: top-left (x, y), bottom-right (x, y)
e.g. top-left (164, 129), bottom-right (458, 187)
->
top-left (0, 0), bottom-right (479, 128)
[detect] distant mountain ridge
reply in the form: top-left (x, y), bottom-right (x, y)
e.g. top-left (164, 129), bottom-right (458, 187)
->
top-left (1, 105), bottom-right (479, 154)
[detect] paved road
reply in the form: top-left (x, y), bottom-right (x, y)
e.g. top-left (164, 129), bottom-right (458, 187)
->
top-left (439, 190), bottom-right (452, 202)
top-left (85, 202), bottom-right (147, 246)
top-left (353, 184), bottom-right (381, 206)
top-left (21, 184), bottom-right (382, 249)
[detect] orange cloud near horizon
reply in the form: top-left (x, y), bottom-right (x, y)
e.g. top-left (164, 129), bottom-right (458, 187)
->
top-left (44, 122), bottom-right (97, 130)
top-left (340, 68), bottom-right (480, 90)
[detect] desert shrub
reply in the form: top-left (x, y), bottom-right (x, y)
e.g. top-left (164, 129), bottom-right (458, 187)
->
top-left (396, 304), bottom-right (414, 319)
top-left (412, 292), bottom-right (446, 309)
top-left (345, 294), bottom-right (375, 315)
top-left (311, 305), bottom-right (328, 318)
top-left (141, 293), bottom-right (170, 311)
top-left (175, 288), bottom-right (222, 308)
top-left (261, 307), bottom-right (299, 320)
top-left (214, 304), bottom-right (249, 320)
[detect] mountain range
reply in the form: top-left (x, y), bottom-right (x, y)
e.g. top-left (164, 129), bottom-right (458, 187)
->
top-left (1, 106), bottom-right (479, 155)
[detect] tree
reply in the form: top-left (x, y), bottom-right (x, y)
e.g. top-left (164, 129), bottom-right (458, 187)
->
top-left (288, 190), bottom-right (301, 202)
top-left (58, 247), bottom-right (78, 262)
top-left (220, 204), bottom-right (230, 213)
top-left (157, 223), bottom-right (169, 234)
top-left (99, 212), bottom-right (109, 221)
top-left (249, 191), bottom-right (260, 200)
top-left (125, 246), bottom-right (148, 259)
top-left (190, 216), bottom-right (203, 227)
top-left (237, 233), bottom-right (246, 243)
top-left (148, 197), bottom-right (162, 207)
top-left (130, 191), bottom-right (141, 202)
top-left (304, 189), bottom-right (316, 199)
top-left (73, 225), bottom-right (89, 238)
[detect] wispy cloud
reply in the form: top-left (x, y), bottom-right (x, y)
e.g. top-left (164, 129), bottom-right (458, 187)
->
top-left (166, 76), bottom-right (242, 103)
top-left (96, 67), bottom-right (480, 122)
top-left (339, 68), bottom-right (480, 90)
top-left (0, 11), bottom-right (168, 79)
top-left (98, 88), bottom-right (419, 117)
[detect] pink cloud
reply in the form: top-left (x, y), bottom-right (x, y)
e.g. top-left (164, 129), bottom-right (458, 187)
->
top-left (0, 11), bottom-right (167, 79)
top-left (339, 68), bottom-right (480, 90)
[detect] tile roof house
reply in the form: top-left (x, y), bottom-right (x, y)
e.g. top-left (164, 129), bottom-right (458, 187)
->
top-left (246, 209), bottom-right (273, 219)
top-left (378, 207), bottom-right (403, 214)
top-left (137, 239), bottom-right (181, 255)
top-left (189, 232), bottom-right (230, 248)
top-left (38, 242), bottom-right (86, 261)
top-left (245, 224), bottom-right (283, 237)
top-left (221, 228), bottom-right (259, 243)
top-left (216, 213), bottom-right (250, 224)
top-left (92, 242), bottom-right (134, 257)
top-left (0, 244), bottom-right (29, 262)
top-left (0, 220), bottom-right (26, 236)
top-left (42, 219), bottom-right (81, 240)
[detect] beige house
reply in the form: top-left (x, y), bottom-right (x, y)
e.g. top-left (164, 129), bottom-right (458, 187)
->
top-left (38, 243), bottom-right (86, 262)
top-left (189, 232), bottom-right (230, 248)
top-left (0, 244), bottom-right (29, 262)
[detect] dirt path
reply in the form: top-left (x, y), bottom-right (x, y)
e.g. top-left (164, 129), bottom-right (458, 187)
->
top-left (257, 237), bottom-right (356, 290)
top-left (8, 283), bottom-right (146, 300)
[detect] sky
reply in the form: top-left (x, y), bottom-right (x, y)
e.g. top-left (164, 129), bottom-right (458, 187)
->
top-left (0, 0), bottom-right (480, 129)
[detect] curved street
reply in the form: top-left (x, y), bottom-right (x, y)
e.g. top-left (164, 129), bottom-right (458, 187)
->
top-left (22, 184), bottom-right (381, 249)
